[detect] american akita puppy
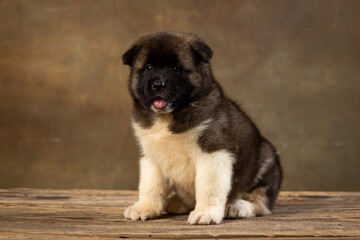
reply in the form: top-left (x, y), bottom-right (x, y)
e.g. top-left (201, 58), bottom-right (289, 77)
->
top-left (123, 31), bottom-right (282, 225)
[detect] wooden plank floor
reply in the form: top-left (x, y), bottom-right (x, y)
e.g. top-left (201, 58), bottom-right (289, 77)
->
top-left (0, 189), bottom-right (359, 239)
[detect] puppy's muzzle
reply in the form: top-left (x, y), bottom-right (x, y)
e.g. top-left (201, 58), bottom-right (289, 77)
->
top-left (152, 79), bottom-right (166, 90)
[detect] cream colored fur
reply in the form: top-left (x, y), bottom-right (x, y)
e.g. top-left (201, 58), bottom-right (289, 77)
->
top-left (225, 198), bottom-right (271, 218)
top-left (225, 187), bottom-right (271, 219)
top-left (124, 114), bottom-right (234, 224)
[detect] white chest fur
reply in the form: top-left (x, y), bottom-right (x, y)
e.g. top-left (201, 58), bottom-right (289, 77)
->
top-left (132, 115), bottom-right (210, 192)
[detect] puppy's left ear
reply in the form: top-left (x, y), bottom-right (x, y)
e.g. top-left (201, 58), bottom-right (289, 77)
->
top-left (123, 45), bottom-right (141, 66)
top-left (190, 40), bottom-right (213, 63)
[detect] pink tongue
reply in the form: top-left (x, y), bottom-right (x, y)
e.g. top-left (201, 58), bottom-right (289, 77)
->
top-left (153, 98), bottom-right (167, 108)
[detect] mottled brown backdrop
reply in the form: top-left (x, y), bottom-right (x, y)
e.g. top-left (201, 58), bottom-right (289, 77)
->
top-left (0, 0), bottom-right (359, 190)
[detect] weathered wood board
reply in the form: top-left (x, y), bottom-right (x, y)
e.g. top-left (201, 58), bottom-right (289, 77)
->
top-left (0, 189), bottom-right (359, 239)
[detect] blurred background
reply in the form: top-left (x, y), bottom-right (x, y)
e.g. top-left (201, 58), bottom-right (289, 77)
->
top-left (0, 0), bottom-right (359, 191)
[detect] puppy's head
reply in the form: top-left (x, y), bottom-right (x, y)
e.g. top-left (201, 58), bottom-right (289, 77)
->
top-left (123, 31), bottom-right (213, 113)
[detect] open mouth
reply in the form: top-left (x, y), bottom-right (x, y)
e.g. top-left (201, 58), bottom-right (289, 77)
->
top-left (153, 97), bottom-right (168, 109)
top-left (152, 97), bottom-right (174, 111)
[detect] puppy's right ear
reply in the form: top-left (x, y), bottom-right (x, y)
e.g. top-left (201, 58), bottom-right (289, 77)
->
top-left (123, 45), bottom-right (140, 66)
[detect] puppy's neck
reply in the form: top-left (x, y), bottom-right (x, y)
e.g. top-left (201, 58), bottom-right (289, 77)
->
top-left (154, 113), bottom-right (173, 125)
top-left (170, 85), bottom-right (222, 133)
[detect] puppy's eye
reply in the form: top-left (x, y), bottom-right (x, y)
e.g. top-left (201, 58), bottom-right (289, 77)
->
top-left (144, 64), bottom-right (152, 70)
top-left (173, 66), bottom-right (180, 72)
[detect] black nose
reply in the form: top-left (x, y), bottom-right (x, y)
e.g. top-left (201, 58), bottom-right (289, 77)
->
top-left (152, 79), bottom-right (166, 90)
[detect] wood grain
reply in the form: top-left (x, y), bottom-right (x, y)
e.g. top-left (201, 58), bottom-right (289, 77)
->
top-left (0, 189), bottom-right (359, 239)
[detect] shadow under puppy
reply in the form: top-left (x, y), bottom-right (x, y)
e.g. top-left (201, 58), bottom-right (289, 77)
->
top-left (123, 31), bottom-right (282, 225)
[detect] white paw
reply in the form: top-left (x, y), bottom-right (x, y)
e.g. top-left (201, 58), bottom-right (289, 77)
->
top-left (226, 199), bottom-right (255, 218)
top-left (226, 199), bottom-right (272, 219)
top-left (226, 200), bottom-right (254, 218)
top-left (188, 207), bottom-right (224, 225)
top-left (124, 203), bottom-right (160, 221)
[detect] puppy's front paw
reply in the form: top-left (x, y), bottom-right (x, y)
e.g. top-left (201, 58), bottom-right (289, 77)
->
top-left (187, 207), bottom-right (224, 225)
top-left (124, 203), bottom-right (160, 221)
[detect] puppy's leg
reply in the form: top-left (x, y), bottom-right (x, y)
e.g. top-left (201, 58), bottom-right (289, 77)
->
top-left (124, 156), bottom-right (168, 221)
top-left (188, 150), bottom-right (233, 225)
top-left (225, 142), bottom-right (282, 219)
top-left (225, 187), bottom-right (271, 218)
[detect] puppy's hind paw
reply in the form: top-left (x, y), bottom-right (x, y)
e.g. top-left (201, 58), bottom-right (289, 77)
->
top-left (225, 199), bottom-right (271, 219)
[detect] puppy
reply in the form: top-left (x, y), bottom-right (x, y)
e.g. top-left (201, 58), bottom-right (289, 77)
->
top-left (123, 31), bottom-right (282, 225)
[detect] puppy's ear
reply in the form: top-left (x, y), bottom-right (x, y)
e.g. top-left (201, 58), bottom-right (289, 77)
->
top-left (190, 40), bottom-right (213, 63)
top-left (123, 45), bottom-right (141, 66)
